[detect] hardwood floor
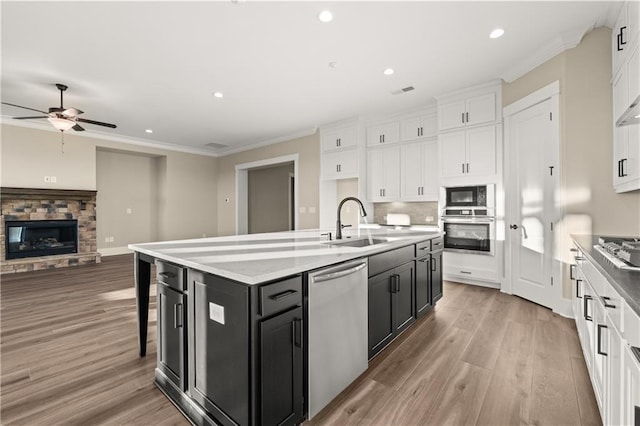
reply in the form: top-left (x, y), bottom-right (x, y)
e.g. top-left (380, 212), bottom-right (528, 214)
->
top-left (1, 255), bottom-right (601, 425)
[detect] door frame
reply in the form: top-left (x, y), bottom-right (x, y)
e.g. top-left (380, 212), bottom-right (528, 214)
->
top-left (502, 81), bottom-right (566, 315)
top-left (235, 154), bottom-right (299, 235)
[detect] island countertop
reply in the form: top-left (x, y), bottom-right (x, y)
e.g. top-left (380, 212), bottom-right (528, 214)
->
top-left (128, 227), bottom-right (442, 285)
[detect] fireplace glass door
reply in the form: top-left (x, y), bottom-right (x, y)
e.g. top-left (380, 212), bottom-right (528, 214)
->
top-left (6, 220), bottom-right (78, 260)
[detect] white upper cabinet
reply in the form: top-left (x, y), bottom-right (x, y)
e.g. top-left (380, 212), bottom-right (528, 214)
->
top-left (322, 150), bottom-right (358, 180)
top-left (366, 121), bottom-right (400, 147)
top-left (400, 113), bottom-right (438, 141)
top-left (438, 93), bottom-right (496, 131)
top-left (321, 125), bottom-right (358, 151)
top-left (439, 125), bottom-right (496, 179)
top-left (612, 2), bottom-right (640, 193)
top-left (367, 146), bottom-right (400, 201)
top-left (400, 139), bottom-right (438, 201)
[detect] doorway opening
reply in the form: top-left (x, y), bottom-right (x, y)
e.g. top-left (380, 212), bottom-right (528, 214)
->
top-left (235, 154), bottom-right (299, 235)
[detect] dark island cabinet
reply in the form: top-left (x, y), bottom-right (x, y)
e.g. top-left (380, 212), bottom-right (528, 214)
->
top-left (152, 268), bottom-right (306, 426)
top-left (415, 255), bottom-right (432, 318)
top-left (368, 252), bottom-right (416, 359)
top-left (156, 261), bottom-right (187, 391)
top-left (431, 248), bottom-right (444, 304)
top-left (259, 306), bottom-right (304, 426)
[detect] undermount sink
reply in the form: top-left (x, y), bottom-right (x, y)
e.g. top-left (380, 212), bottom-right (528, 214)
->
top-left (324, 238), bottom-right (389, 248)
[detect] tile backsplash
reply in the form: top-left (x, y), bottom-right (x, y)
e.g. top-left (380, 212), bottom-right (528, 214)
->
top-left (373, 201), bottom-right (439, 226)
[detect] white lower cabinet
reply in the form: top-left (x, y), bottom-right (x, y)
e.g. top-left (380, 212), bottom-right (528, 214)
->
top-left (572, 243), bottom-right (640, 425)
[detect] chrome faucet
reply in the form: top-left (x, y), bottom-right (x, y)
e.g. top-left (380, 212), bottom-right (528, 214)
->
top-left (336, 197), bottom-right (368, 239)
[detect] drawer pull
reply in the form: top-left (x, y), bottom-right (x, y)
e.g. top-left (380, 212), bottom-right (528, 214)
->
top-left (159, 271), bottom-right (176, 279)
top-left (269, 289), bottom-right (298, 301)
top-left (292, 318), bottom-right (302, 348)
top-left (460, 270), bottom-right (472, 275)
top-left (419, 247), bottom-right (429, 251)
top-left (174, 303), bottom-right (183, 328)
top-left (574, 256), bottom-right (585, 261)
top-left (602, 296), bottom-right (616, 309)
top-left (433, 242), bottom-right (442, 246)
top-left (569, 264), bottom-right (576, 280)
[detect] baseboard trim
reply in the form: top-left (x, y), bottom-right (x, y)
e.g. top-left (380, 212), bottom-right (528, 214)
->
top-left (444, 275), bottom-right (501, 289)
top-left (554, 297), bottom-right (574, 318)
top-left (98, 246), bottom-right (133, 256)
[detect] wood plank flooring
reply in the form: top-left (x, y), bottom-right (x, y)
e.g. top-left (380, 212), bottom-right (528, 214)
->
top-left (1, 255), bottom-right (601, 425)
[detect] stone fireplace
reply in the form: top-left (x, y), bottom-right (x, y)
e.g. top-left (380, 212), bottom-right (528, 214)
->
top-left (1, 187), bottom-right (101, 274)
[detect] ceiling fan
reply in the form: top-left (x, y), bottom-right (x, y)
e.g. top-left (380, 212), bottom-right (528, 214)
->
top-left (2, 83), bottom-right (117, 132)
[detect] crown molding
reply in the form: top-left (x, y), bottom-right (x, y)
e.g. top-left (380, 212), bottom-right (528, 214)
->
top-left (213, 127), bottom-right (318, 157)
top-left (501, 24), bottom-right (594, 83)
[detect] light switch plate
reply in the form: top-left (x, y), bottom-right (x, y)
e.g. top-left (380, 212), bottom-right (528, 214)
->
top-left (209, 302), bottom-right (225, 325)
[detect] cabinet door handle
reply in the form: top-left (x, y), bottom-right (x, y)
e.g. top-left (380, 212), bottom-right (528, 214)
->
top-left (569, 264), bottom-right (576, 280)
top-left (618, 159), bottom-right (622, 177)
top-left (621, 26), bottom-right (627, 45)
top-left (621, 158), bottom-right (628, 177)
top-left (174, 303), bottom-right (183, 328)
top-left (576, 279), bottom-right (582, 299)
top-left (466, 112), bottom-right (469, 123)
top-left (269, 289), bottom-right (298, 301)
top-left (431, 257), bottom-right (436, 272)
top-left (462, 163), bottom-right (465, 174)
top-left (617, 32), bottom-right (623, 51)
top-left (602, 296), bottom-right (616, 309)
top-left (461, 112), bottom-right (465, 124)
top-left (466, 163), bottom-right (469, 173)
top-left (293, 318), bottom-right (302, 348)
top-left (597, 324), bottom-right (607, 356)
top-left (389, 277), bottom-right (396, 293)
top-left (584, 295), bottom-right (593, 321)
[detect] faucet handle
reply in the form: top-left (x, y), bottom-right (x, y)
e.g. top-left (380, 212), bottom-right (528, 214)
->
top-left (320, 232), bottom-right (332, 241)
top-left (340, 224), bottom-right (352, 229)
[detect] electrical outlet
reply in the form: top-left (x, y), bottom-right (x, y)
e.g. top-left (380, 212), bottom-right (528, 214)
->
top-left (110, 236), bottom-right (115, 243)
top-left (299, 206), bottom-right (306, 214)
top-left (126, 208), bottom-right (132, 214)
top-left (426, 216), bottom-right (434, 222)
top-left (50, 176), bottom-right (57, 183)
top-left (44, 176), bottom-right (50, 183)
top-left (104, 237), bottom-right (110, 243)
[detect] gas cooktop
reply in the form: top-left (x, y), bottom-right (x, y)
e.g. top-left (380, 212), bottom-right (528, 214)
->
top-left (594, 236), bottom-right (640, 270)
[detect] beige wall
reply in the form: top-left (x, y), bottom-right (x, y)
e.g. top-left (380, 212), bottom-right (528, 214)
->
top-left (0, 124), bottom-right (218, 244)
top-left (96, 149), bottom-right (159, 248)
top-left (503, 27), bottom-right (640, 298)
top-left (248, 162), bottom-right (294, 234)
top-left (217, 132), bottom-right (320, 236)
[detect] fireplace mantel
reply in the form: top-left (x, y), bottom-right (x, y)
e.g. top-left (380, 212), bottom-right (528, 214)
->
top-left (1, 187), bottom-right (97, 201)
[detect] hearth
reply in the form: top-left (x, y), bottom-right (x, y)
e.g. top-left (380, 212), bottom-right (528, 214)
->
top-left (5, 220), bottom-right (78, 260)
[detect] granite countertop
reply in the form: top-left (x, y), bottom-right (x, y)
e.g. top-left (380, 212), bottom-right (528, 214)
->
top-left (572, 234), bottom-right (640, 316)
top-left (129, 228), bottom-right (441, 285)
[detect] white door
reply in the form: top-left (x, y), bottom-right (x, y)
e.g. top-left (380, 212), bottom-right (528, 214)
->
top-left (508, 96), bottom-right (558, 309)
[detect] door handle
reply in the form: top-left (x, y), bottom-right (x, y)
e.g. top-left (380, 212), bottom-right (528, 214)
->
top-left (584, 295), bottom-right (593, 321)
top-left (509, 224), bottom-right (519, 230)
top-left (292, 318), bottom-right (302, 348)
top-left (570, 264), bottom-right (576, 280)
top-left (174, 303), bottom-right (183, 328)
top-left (576, 279), bottom-right (582, 299)
top-left (597, 324), bottom-right (607, 356)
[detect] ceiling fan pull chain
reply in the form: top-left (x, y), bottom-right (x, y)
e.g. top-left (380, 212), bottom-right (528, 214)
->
top-left (60, 131), bottom-right (65, 154)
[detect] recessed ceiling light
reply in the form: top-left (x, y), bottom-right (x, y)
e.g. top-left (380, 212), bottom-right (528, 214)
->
top-left (383, 68), bottom-right (395, 76)
top-left (145, 129), bottom-right (153, 134)
top-left (318, 10), bottom-right (333, 23)
top-left (213, 92), bottom-right (224, 98)
top-left (328, 61), bottom-right (339, 68)
top-left (489, 28), bottom-right (505, 39)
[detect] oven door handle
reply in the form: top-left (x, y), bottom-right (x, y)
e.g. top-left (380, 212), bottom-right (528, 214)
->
top-left (442, 217), bottom-right (495, 224)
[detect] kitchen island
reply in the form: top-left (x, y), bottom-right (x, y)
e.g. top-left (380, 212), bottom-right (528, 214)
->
top-left (130, 227), bottom-right (443, 426)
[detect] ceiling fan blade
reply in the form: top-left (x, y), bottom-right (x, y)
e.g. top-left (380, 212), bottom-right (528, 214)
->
top-left (77, 118), bottom-right (117, 129)
top-left (63, 108), bottom-right (83, 117)
top-left (13, 116), bottom-right (48, 120)
top-left (72, 124), bottom-right (85, 131)
top-left (1, 102), bottom-right (49, 115)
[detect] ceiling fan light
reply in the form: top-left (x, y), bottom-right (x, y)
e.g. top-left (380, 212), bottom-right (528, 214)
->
top-left (47, 116), bottom-right (76, 131)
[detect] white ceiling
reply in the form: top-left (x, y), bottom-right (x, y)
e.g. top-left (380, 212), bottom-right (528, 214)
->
top-left (1, 1), bottom-right (615, 156)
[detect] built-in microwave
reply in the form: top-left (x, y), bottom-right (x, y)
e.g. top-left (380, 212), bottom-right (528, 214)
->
top-left (444, 185), bottom-right (494, 208)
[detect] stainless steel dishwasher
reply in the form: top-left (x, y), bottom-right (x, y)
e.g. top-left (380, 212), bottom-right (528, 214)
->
top-left (308, 258), bottom-right (368, 419)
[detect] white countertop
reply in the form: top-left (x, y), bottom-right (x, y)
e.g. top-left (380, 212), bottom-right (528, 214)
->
top-left (128, 228), bottom-right (441, 285)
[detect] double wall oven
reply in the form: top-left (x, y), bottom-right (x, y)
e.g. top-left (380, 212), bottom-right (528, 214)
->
top-left (442, 185), bottom-right (495, 256)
